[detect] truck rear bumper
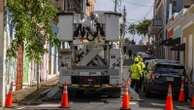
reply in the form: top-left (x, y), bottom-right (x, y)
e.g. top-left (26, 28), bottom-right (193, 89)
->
top-left (67, 85), bottom-right (121, 98)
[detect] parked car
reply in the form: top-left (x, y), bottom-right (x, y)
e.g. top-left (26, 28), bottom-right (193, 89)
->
top-left (143, 60), bottom-right (189, 99)
top-left (137, 52), bottom-right (156, 62)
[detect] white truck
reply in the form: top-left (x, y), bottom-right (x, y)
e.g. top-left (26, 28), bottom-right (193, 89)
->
top-left (57, 11), bottom-right (125, 97)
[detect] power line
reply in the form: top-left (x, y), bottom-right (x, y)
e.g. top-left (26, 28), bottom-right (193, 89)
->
top-left (114, 0), bottom-right (118, 12)
top-left (114, 0), bottom-right (123, 12)
top-left (126, 0), bottom-right (153, 7)
top-left (127, 18), bottom-right (144, 21)
top-left (126, 2), bottom-right (153, 24)
top-left (143, 6), bottom-right (153, 18)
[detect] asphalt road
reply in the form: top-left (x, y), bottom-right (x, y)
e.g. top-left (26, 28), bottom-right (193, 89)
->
top-left (2, 97), bottom-right (193, 110)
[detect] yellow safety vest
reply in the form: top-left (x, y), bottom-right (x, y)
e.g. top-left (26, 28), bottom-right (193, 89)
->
top-left (130, 63), bottom-right (141, 80)
top-left (139, 62), bottom-right (145, 74)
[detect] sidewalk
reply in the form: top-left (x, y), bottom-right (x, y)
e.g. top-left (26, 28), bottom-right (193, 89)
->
top-left (14, 76), bottom-right (59, 104)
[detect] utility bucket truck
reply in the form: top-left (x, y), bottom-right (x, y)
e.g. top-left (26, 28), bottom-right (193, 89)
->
top-left (57, 11), bottom-right (125, 97)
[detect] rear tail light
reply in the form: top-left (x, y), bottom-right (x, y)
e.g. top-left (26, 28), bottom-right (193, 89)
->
top-left (151, 72), bottom-right (160, 79)
top-left (151, 72), bottom-right (155, 79)
top-left (181, 76), bottom-right (186, 83)
top-left (155, 73), bottom-right (160, 79)
top-left (184, 78), bottom-right (188, 83)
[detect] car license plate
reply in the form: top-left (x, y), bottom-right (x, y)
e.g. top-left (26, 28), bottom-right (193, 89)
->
top-left (166, 77), bottom-right (174, 82)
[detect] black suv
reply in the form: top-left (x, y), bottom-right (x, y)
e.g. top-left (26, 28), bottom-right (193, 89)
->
top-left (143, 61), bottom-right (188, 99)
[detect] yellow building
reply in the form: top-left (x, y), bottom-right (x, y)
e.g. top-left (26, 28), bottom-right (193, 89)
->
top-left (86, 0), bottom-right (96, 16)
top-left (167, 4), bottom-right (194, 81)
top-left (182, 5), bottom-right (194, 77)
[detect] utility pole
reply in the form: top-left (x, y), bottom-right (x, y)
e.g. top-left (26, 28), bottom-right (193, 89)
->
top-left (120, 5), bottom-right (126, 83)
top-left (0, 0), bottom-right (6, 107)
top-left (123, 6), bottom-right (126, 37)
top-left (114, 0), bottom-right (118, 12)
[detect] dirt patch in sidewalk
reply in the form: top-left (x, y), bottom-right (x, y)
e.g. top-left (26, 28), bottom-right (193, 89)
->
top-left (14, 76), bottom-right (58, 105)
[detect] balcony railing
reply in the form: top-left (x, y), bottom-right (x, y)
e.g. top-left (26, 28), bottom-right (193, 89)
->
top-left (149, 18), bottom-right (163, 34)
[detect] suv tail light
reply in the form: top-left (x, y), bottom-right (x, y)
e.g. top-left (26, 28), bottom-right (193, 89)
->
top-left (155, 73), bottom-right (160, 79)
top-left (151, 72), bottom-right (160, 79)
top-left (184, 79), bottom-right (188, 83)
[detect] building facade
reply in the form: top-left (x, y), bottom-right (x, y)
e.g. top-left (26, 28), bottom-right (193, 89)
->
top-left (86, 0), bottom-right (96, 16)
top-left (0, 0), bottom-right (97, 106)
top-left (52, 0), bottom-right (96, 16)
top-left (149, 0), bottom-right (170, 58)
top-left (176, 5), bottom-right (194, 81)
top-left (0, 0), bottom-right (6, 106)
top-left (150, 0), bottom-right (193, 59)
top-left (165, 0), bottom-right (194, 61)
top-left (155, 1), bottom-right (194, 98)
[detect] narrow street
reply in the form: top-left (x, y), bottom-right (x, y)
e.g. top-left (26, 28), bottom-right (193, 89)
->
top-left (2, 97), bottom-right (193, 110)
top-left (2, 0), bottom-right (194, 109)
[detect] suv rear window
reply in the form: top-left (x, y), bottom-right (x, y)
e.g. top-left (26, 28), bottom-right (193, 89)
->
top-left (155, 64), bottom-right (184, 75)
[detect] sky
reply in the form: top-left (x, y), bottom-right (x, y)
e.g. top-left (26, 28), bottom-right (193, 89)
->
top-left (95, 0), bottom-right (154, 44)
top-left (95, 0), bottom-right (154, 22)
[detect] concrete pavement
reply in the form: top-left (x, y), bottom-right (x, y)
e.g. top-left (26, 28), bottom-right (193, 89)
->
top-left (1, 98), bottom-right (193, 110)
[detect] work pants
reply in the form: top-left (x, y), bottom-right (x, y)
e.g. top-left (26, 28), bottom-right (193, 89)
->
top-left (139, 74), bottom-right (144, 92)
top-left (131, 79), bottom-right (140, 93)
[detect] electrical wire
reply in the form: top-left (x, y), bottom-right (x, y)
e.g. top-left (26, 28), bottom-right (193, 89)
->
top-left (126, 0), bottom-right (153, 7)
top-left (126, 3), bottom-right (153, 24)
top-left (143, 5), bottom-right (153, 18)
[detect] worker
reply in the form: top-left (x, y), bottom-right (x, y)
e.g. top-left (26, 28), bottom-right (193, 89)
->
top-left (137, 56), bottom-right (145, 92)
top-left (137, 56), bottom-right (145, 71)
top-left (130, 57), bottom-right (142, 93)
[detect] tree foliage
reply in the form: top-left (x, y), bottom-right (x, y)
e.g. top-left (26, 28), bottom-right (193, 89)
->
top-left (128, 24), bottom-right (136, 36)
top-left (136, 19), bottom-right (151, 35)
top-left (7, 0), bottom-right (59, 63)
top-left (128, 19), bottom-right (151, 36)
